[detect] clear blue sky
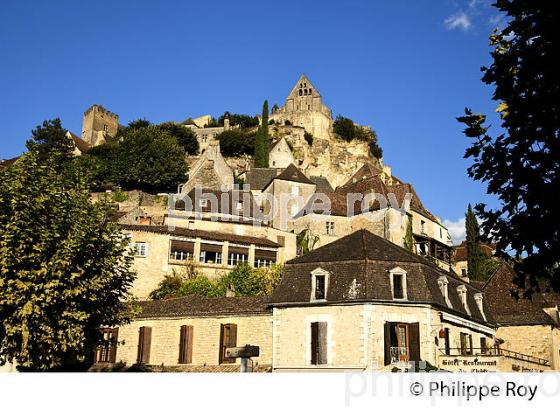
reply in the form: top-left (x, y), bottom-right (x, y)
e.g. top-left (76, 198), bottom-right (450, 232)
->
top-left (0, 0), bottom-right (506, 241)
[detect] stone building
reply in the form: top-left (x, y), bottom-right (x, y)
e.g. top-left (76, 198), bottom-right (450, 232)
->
top-left (121, 224), bottom-right (290, 300)
top-left (82, 104), bottom-right (119, 146)
top-left (181, 140), bottom-right (234, 193)
top-left (97, 295), bottom-right (272, 371)
top-left (480, 263), bottom-right (560, 370)
top-left (183, 115), bottom-right (233, 152)
top-left (451, 240), bottom-right (496, 279)
top-left (269, 230), bottom-right (548, 372)
top-left (269, 137), bottom-right (294, 169)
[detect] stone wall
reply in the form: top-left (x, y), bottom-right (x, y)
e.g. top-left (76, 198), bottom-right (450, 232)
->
top-left (496, 325), bottom-right (560, 370)
top-left (115, 313), bottom-right (272, 367)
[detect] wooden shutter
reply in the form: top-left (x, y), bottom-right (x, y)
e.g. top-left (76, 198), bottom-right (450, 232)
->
top-left (468, 334), bottom-right (473, 354)
top-left (311, 322), bottom-right (319, 365)
top-left (318, 322), bottom-right (327, 365)
top-left (109, 327), bottom-right (119, 363)
top-left (444, 328), bottom-right (450, 355)
top-left (384, 322), bottom-right (392, 366)
top-left (179, 325), bottom-right (194, 364)
top-left (137, 326), bottom-right (152, 364)
top-left (219, 324), bottom-right (237, 364)
top-left (409, 323), bottom-right (421, 364)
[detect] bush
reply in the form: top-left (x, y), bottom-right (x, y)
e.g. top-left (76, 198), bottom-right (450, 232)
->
top-left (304, 131), bottom-right (314, 146)
top-left (218, 113), bottom-right (259, 128)
top-left (158, 122), bottom-right (199, 155)
top-left (112, 190), bottom-right (128, 203)
top-left (268, 119), bottom-right (275, 125)
top-left (284, 120), bottom-right (292, 126)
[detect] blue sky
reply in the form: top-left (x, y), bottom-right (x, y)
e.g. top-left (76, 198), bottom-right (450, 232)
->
top-left (0, 0), bottom-right (507, 242)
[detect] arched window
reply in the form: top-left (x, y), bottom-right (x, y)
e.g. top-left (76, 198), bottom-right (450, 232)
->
top-left (304, 89), bottom-right (308, 95)
top-left (299, 89), bottom-right (302, 96)
top-left (175, 200), bottom-right (186, 211)
top-left (309, 88), bottom-right (313, 94)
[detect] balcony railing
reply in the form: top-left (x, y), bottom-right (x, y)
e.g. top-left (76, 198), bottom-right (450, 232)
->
top-left (390, 346), bottom-right (409, 363)
top-left (439, 347), bottom-right (549, 366)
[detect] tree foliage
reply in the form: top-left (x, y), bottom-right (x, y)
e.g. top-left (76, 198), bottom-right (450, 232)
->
top-left (158, 122), bottom-right (199, 155)
top-left (25, 118), bottom-right (74, 161)
top-left (254, 100), bottom-right (270, 168)
top-left (218, 112), bottom-right (259, 128)
top-left (0, 152), bottom-right (136, 370)
top-left (216, 129), bottom-right (256, 157)
top-left (149, 263), bottom-right (284, 300)
top-left (79, 125), bottom-right (188, 193)
top-left (404, 215), bottom-right (414, 252)
top-left (457, 0), bottom-right (560, 290)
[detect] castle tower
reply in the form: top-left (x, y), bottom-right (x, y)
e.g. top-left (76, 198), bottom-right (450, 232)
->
top-left (82, 104), bottom-right (119, 146)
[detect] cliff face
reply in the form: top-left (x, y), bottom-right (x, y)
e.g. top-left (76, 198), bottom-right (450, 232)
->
top-left (269, 122), bottom-right (377, 188)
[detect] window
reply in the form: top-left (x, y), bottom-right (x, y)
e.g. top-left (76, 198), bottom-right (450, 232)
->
top-left (315, 275), bottom-right (326, 300)
top-left (310, 268), bottom-right (329, 301)
top-left (460, 332), bottom-right (473, 355)
top-left (420, 220), bottom-right (426, 234)
top-left (291, 185), bottom-right (300, 196)
top-left (437, 276), bottom-right (452, 308)
top-left (132, 242), bottom-right (148, 257)
top-left (178, 325), bottom-right (193, 364)
top-left (254, 249), bottom-right (276, 268)
top-left (393, 274), bottom-right (404, 299)
top-left (199, 243), bottom-right (223, 264)
top-left (457, 285), bottom-right (471, 315)
top-left (199, 198), bottom-right (208, 207)
top-left (169, 240), bottom-right (194, 262)
top-left (228, 245), bottom-right (249, 266)
top-left (310, 322), bottom-right (327, 365)
top-left (480, 336), bottom-right (488, 355)
top-left (384, 322), bottom-right (420, 365)
top-left (95, 328), bottom-right (119, 364)
top-left (461, 268), bottom-right (467, 277)
top-left (325, 221), bottom-right (335, 235)
top-left (103, 124), bottom-right (109, 132)
top-left (236, 201), bottom-right (243, 211)
top-left (443, 328), bottom-right (450, 355)
top-left (219, 324), bottom-right (237, 364)
top-left (137, 326), bottom-right (152, 364)
top-left (390, 267), bottom-right (407, 300)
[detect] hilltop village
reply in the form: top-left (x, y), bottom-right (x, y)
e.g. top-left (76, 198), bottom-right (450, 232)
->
top-left (2, 75), bottom-right (559, 373)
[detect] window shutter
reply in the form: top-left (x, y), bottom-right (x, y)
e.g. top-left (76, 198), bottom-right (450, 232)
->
top-left (384, 322), bottom-right (391, 366)
top-left (137, 326), bottom-right (152, 364)
top-left (219, 324), bottom-right (226, 364)
top-left (409, 323), bottom-right (421, 364)
top-left (444, 328), bottom-right (450, 355)
top-left (311, 322), bottom-right (319, 365)
top-left (318, 322), bottom-right (328, 365)
top-left (109, 327), bottom-right (119, 363)
top-left (179, 325), bottom-right (194, 364)
top-left (230, 324), bottom-right (237, 349)
top-left (220, 324), bottom-right (236, 364)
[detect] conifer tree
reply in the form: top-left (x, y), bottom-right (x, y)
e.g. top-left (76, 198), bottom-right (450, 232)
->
top-left (466, 204), bottom-right (485, 281)
top-left (254, 100), bottom-right (269, 168)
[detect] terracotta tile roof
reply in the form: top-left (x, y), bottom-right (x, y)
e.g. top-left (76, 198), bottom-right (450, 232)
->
top-left (452, 241), bottom-right (495, 263)
top-left (482, 263), bottom-right (559, 326)
top-left (135, 295), bottom-right (271, 319)
top-left (119, 224), bottom-right (280, 247)
top-left (271, 230), bottom-right (493, 325)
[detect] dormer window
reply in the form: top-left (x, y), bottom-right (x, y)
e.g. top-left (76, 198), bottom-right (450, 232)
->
top-left (437, 276), bottom-right (452, 308)
top-left (311, 268), bottom-right (329, 301)
top-left (474, 293), bottom-right (486, 321)
top-left (457, 285), bottom-right (471, 315)
top-left (390, 267), bottom-right (407, 300)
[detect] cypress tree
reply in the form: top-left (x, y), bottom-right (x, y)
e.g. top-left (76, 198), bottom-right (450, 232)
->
top-left (404, 215), bottom-right (414, 252)
top-left (466, 204), bottom-right (485, 280)
top-left (254, 100), bottom-right (269, 168)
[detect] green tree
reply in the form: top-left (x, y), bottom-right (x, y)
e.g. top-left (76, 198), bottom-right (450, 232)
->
top-left (466, 204), bottom-right (486, 281)
top-left (254, 100), bottom-right (270, 168)
top-left (25, 118), bottom-right (74, 161)
top-left (158, 122), bottom-right (199, 155)
top-left (457, 1), bottom-right (560, 290)
top-left (217, 112), bottom-right (259, 128)
top-left (216, 129), bottom-right (256, 157)
top-left (296, 229), bottom-right (320, 255)
top-left (404, 215), bottom-right (414, 252)
top-left (0, 152), bottom-right (135, 371)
